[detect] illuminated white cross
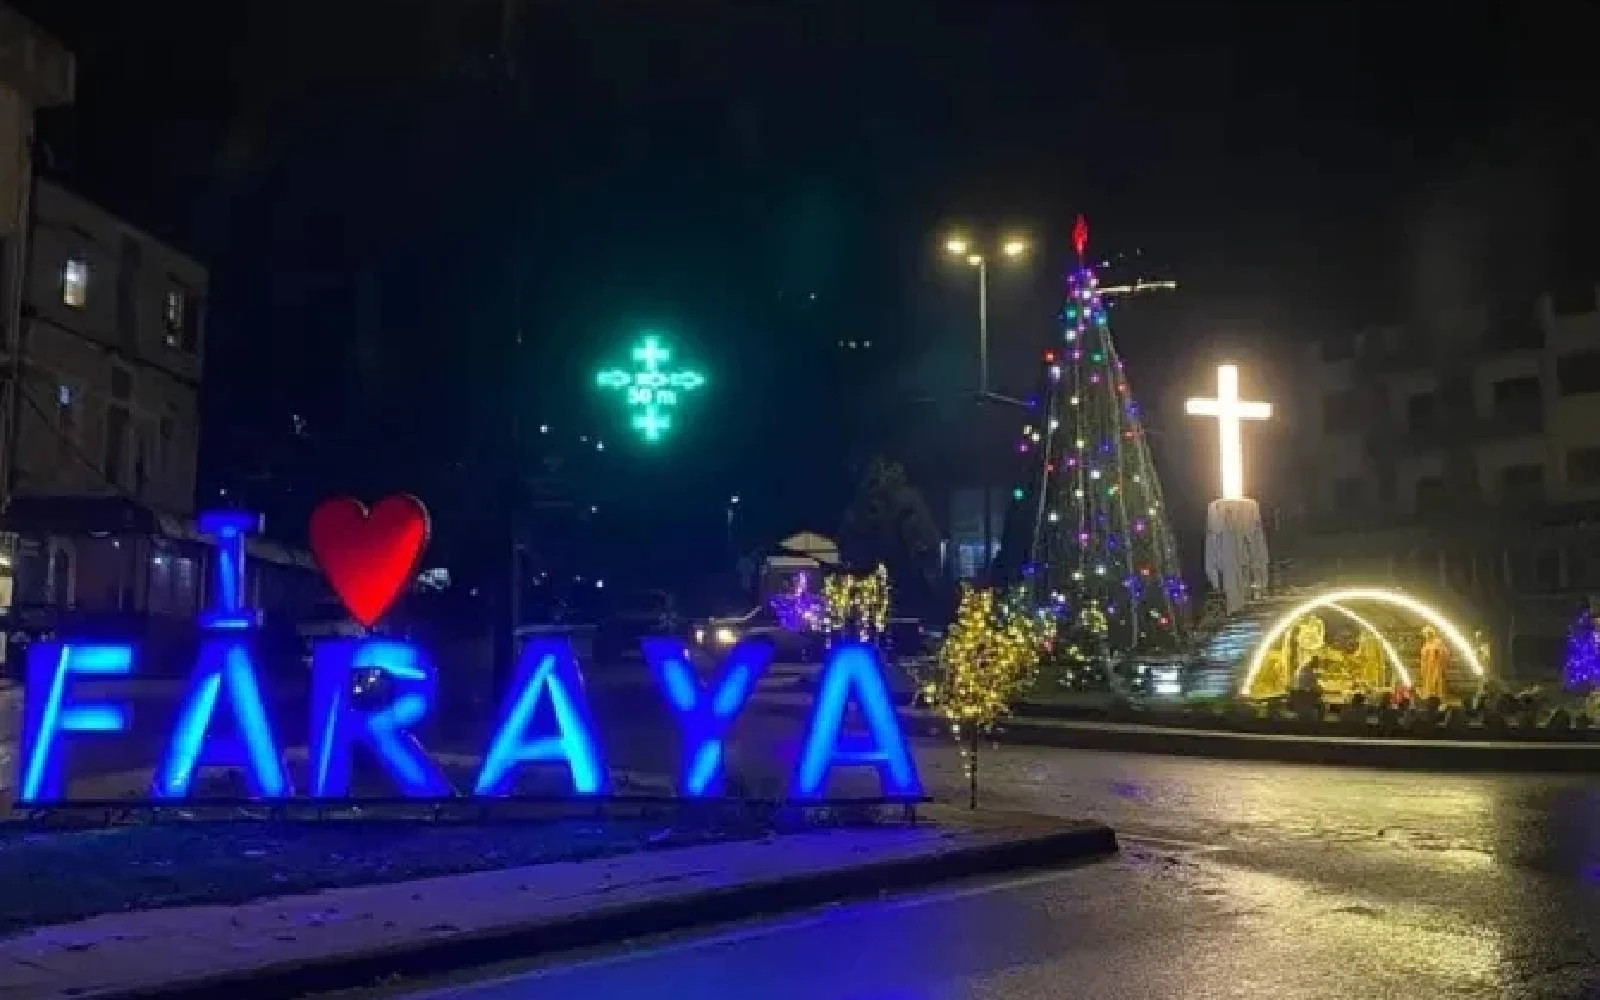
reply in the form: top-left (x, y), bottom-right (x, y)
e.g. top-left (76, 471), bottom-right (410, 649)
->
top-left (1185, 364), bottom-right (1271, 501)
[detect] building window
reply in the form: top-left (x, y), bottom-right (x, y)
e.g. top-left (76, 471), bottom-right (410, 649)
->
top-left (163, 289), bottom-right (186, 347)
top-left (56, 382), bottom-right (77, 453)
top-left (1377, 469), bottom-right (1397, 505)
top-left (1489, 376), bottom-right (1543, 432)
top-left (1491, 374), bottom-right (1542, 432)
top-left (1567, 446), bottom-right (1600, 487)
top-left (1571, 546), bottom-right (1600, 588)
top-left (1331, 476), bottom-right (1363, 510)
top-left (1551, 282), bottom-right (1598, 317)
top-left (1491, 375), bottom-right (1540, 410)
top-left (1507, 550), bottom-right (1532, 589)
top-left (1498, 463), bottom-right (1544, 506)
top-left (133, 423), bottom-right (151, 494)
top-left (103, 405), bottom-right (129, 486)
top-left (1405, 392), bottom-right (1438, 434)
top-left (61, 259), bottom-right (89, 308)
top-left (956, 542), bottom-right (993, 581)
top-left (1443, 549), bottom-right (1473, 592)
top-left (1406, 548), bottom-right (1439, 584)
top-left (1319, 334), bottom-right (1355, 362)
top-left (159, 415), bottom-right (174, 471)
top-left (1537, 548), bottom-right (1562, 590)
top-left (1322, 391), bottom-right (1358, 433)
top-left (1485, 300), bottom-right (1543, 351)
top-left (1557, 351), bottom-right (1600, 396)
top-left (1414, 476), bottom-right (1448, 514)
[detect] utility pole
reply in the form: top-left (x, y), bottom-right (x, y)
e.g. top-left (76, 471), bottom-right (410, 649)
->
top-left (1, 10), bottom-right (74, 517)
top-left (976, 256), bottom-right (988, 397)
top-left (491, 0), bottom-right (525, 699)
top-left (0, 125), bottom-right (35, 517)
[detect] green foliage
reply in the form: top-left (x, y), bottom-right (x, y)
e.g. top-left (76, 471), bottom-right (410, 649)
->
top-left (841, 457), bottom-right (940, 583)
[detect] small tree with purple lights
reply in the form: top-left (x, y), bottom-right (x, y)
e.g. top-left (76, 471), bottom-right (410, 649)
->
top-left (1565, 605), bottom-right (1600, 691)
top-left (769, 575), bottom-right (824, 634)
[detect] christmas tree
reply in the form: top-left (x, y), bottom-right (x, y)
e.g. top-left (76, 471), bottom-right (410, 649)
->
top-left (1015, 216), bottom-right (1189, 654)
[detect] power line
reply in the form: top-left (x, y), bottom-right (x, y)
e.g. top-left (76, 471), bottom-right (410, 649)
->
top-left (18, 387), bottom-right (144, 505)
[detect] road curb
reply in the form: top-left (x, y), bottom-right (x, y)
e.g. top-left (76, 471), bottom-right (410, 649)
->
top-left (994, 718), bottom-right (1600, 772)
top-left (749, 698), bottom-right (1600, 773)
top-left (91, 819), bottom-right (1116, 999)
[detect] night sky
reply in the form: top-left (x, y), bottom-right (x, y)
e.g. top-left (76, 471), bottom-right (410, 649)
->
top-left (14, 0), bottom-right (1600, 592)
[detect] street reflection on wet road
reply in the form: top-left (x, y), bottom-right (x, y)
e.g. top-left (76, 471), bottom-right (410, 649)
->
top-left (388, 747), bottom-right (1600, 999)
top-left (918, 744), bottom-right (1600, 882)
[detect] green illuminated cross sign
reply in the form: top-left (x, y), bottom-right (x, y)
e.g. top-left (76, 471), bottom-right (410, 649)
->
top-left (595, 334), bottom-right (706, 443)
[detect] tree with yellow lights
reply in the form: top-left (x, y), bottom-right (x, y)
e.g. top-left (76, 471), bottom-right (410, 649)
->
top-left (823, 564), bottom-right (892, 645)
top-left (932, 585), bottom-right (1052, 808)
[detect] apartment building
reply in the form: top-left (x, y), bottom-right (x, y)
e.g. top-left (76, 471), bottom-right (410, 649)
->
top-left (0, 179), bottom-right (209, 626)
top-left (18, 180), bottom-right (205, 510)
top-left (0, 5), bottom-right (74, 377)
top-left (0, 4), bottom-right (73, 643)
top-left (1283, 281), bottom-right (1600, 675)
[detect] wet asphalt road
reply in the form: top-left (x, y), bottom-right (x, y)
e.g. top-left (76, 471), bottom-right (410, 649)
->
top-left (377, 745), bottom-right (1600, 999)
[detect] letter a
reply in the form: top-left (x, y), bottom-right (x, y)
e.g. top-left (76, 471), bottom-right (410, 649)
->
top-left (792, 641), bottom-right (921, 800)
top-left (154, 639), bottom-right (290, 799)
top-left (153, 510), bottom-right (290, 799)
top-left (475, 638), bottom-right (605, 796)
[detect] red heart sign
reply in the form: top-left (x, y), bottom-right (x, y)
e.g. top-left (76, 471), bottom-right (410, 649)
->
top-left (308, 495), bottom-right (431, 628)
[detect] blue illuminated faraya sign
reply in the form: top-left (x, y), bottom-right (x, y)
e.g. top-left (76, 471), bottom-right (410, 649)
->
top-left (17, 506), bottom-right (921, 806)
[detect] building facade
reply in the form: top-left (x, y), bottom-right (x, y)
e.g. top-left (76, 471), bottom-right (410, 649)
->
top-left (0, 5), bottom-right (75, 379)
top-left (0, 179), bottom-right (211, 639)
top-left (1283, 281), bottom-right (1600, 677)
top-left (0, 4), bottom-right (73, 641)
top-left (19, 180), bottom-right (205, 511)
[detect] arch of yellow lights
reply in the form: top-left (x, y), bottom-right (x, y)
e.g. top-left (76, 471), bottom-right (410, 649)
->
top-left (1323, 602), bottom-right (1411, 688)
top-left (1241, 587), bottom-right (1484, 697)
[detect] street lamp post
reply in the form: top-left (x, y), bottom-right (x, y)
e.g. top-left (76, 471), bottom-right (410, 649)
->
top-left (976, 255), bottom-right (988, 394)
top-left (944, 233), bottom-right (1030, 581)
top-left (945, 236), bottom-right (1030, 402)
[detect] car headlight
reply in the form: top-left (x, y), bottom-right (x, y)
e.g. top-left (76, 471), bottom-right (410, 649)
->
top-left (694, 628), bottom-right (706, 644)
top-left (715, 627), bottom-right (737, 645)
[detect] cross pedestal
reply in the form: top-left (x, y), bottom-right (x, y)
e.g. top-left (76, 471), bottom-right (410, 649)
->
top-left (1204, 498), bottom-right (1269, 614)
top-left (1186, 365), bottom-right (1272, 614)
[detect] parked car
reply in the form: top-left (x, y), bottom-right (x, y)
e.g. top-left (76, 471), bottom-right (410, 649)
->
top-left (593, 589), bottom-right (680, 661)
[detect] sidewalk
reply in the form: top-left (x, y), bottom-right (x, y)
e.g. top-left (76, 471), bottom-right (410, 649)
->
top-left (0, 807), bottom-right (1114, 999)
